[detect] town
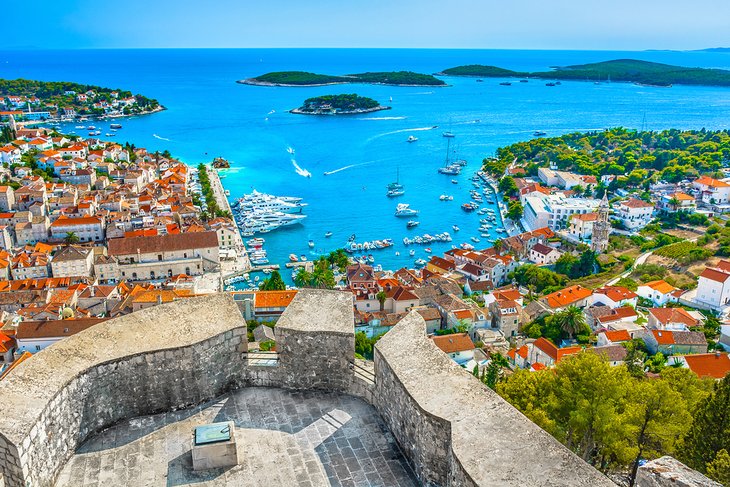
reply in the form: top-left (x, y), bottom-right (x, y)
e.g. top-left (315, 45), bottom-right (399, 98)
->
top-left (0, 111), bottom-right (727, 484)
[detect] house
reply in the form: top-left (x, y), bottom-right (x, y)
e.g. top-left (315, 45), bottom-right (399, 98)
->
top-left (642, 329), bottom-right (707, 355)
top-left (592, 286), bottom-right (638, 309)
top-left (488, 299), bottom-right (522, 338)
top-left (0, 186), bottom-right (15, 212)
top-left (528, 337), bottom-right (581, 368)
top-left (383, 286), bottom-right (420, 314)
top-left (528, 243), bottom-right (562, 265)
top-left (695, 262), bottom-right (730, 308)
top-left (431, 333), bottom-right (475, 365)
top-left (637, 280), bottom-right (680, 306)
top-left (588, 345), bottom-right (627, 367)
top-left (672, 352), bottom-right (730, 379)
top-left (131, 289), bottom-right (191, 312)
top-left (659, 192), bottom-right (696, 214)
top-left (93, 255), bottom-right (120, 283)
top-left (596, 329), bottom-right (632, 347)
top-left (507, 345), bottom-right (529, 369)
top-left (0, 331), bottom-right (15, 364)
top-left (615, 198), bottom-right (654, 231)
top-left (252, 290), bottom-right (297, 321)
top-left (593, 306), bottom-right (639, 332)
top-left (540, 285), bottom-right (593, 311)
top-left (107, 232), bottom-right (220, 280)
top-left (693, 176), bottom-right (730, 205)
top-left (49, 215), bottom-right (105, 243)
top-left (426, 256), bottom-right (456, 274)
top-left (415, 307), bottom-right (442, 335)
top-left (15, 317), bottom-right (109, 353)
top-left (647, 307), bottom-right (700, 331)
top-left (51, 246), bottom-right (94, 278)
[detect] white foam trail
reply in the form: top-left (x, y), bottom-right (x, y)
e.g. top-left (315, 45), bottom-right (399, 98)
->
top-left (268, 110), bottom-right (276, 115)
top-left (366, 126), bottom-right (438, 143)
top-left (357, 116), bottom-right (407, 121)
top-left (412, 91), bottom-right (434, 95)
top-left (291, 159), bottom-right (311, 178)
top-left (152, 134), bottom-right (170, 141)
top-left (323, 162), bottom-right (371, 175)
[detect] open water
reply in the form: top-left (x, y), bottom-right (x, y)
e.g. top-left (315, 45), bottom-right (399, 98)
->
top-left (1, 48), bottom-right (729, 278)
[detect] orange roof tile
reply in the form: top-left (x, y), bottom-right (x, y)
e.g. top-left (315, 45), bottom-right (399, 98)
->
top-left (431, 333), bottom-right (475, 354)
top-left (254, 290), bottom-right (298, 309)
top-left (645, 280), bottom-right (678, 295)
top-left (543, 285), bottom-right (592, 309)
top-left (683, 353), bottom-right (730, 379)
top-left (601, 330), bottom-right (631, 342)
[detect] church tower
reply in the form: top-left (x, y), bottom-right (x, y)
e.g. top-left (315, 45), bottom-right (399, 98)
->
top-left (591, 191), bottom-right (611, 254)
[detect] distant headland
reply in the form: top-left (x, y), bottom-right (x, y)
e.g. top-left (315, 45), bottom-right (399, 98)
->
top-left (239, 71), bottom-right (447, 87)
top-left (290, 94), bottom-right (390, 115)
top-left (437, 59), bottom-right (730, 87)
top-left (0, 78), bottom-right (163, 120)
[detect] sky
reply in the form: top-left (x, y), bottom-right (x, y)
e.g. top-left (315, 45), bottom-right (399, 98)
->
top-left (2, 0), bottom-right (729, 51)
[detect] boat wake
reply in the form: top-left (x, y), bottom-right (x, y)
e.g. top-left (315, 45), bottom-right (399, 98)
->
top-left (367, 126), bottom-right (437, 142)
top-left (412, 91), bottom-right (434, 95)
top-left (357, 116), bottom-right (407, 121)
top-left (291, 159), bottom-right (312, 178)
top-left (323, 162), bottom-right (371, 176)
top-left (152, 134), bottom-right (171, 141)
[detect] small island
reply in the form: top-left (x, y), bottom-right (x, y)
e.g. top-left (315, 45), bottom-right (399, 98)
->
top-left (0, 78), bottom-right (163, 121)
top-left (438, 59), bottom-right (730, 87)
top-left (290, 94), bottom-right (390, 115)
top-left (239, 70), bottom-right (446, 87)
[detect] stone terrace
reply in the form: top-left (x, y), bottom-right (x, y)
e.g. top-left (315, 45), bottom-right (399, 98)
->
top-left (56, 388), bottom-right (417, 487)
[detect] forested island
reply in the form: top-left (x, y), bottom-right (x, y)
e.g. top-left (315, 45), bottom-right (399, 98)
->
top-left (290, 94), bottom-right (389, 115)
top-left (483, 127), bottom-right (730, 186)
top-left (0, 78), bottom-right (162, 119)
top-left (439, 59), bottom-right (730, 87)
top-left (239, 70), bottom-right (446, 87)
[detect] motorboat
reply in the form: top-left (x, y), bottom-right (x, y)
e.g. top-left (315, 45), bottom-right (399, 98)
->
top-left (407, 136), bottom-right (418, 143)
top-left (325, 231), bottom-right (333, 238)
top-left (533, 131), bottom-right (547, 137)
top-left (110, 123), bottom-right (122, 129)
top-left (451, 179), bottom-right (458, 184)
top-left (442, 131), bottom-right (455, 138)
top-left (407, 220), bottom-right (420, 228)
top-left (499, 82), bottom-right (512, 86)
top-left (289, 254), bottom-right (298, 262)
top-left (394, 203), bottom-right (419, 217)
top-left (308, 240), bottom-right (315, 248)
top-left (387, 188), bottom-right (405, 197)
top-left (471, 237), bottom-right (480, 243)
top-left (424, 248), bottom-right (432, 253)
top-left (409, 249), bottom-right (416, 256)
top-left (452, 225), bottom-right (460, 232)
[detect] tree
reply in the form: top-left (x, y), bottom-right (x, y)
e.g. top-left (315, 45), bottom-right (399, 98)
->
top-left (551, 306), bottom-right (587, 339)
top-left (681, 374), bottom-right (730, 481)
top-left (493, 238), bottom-right (503, 254)
top-left (64, 232), bottom-right (80, 245)
top-left (498, 175), bottom-right (518, 197)
top-left (622, 339), bottom-right (647, 378)
top-left (706, 449), bottom-right (730, 486)
top-left (259, 270), bottom-right (286, 291)
top-left (506, 200), bottom-right (523, 221)
top-left (624, 379), bottom-right (691, 486)
top-left (376, 291), bottom-right (387, 311)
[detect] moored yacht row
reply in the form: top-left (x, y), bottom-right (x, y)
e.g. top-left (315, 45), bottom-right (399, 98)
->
top-left (232, 190), bottom-right (308, 236)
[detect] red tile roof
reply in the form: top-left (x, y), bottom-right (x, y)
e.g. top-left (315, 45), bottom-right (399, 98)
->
top-left (683, 353), bottom-right (730, 379)
top-left (542, 285), bottom-right (592, 309)
top-left (601, 330), bottom-right (631, 342)
top-left (700, 268), bottom-right (730, 284)
top-left (431, 333), bottom-right (475, 354)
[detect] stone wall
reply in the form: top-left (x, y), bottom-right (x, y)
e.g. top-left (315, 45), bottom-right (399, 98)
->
top-left (373, 312), bottom-right (616, 487)
top-left (0, 294), bottom-right (247, 487)
top-left (636, 457), bottom-right (722, 487)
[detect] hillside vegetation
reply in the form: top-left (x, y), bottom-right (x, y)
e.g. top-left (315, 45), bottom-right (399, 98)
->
top-left (440, 59), bottom-right (730, 87)
top-left (244, 70), bottom-right (446, 86)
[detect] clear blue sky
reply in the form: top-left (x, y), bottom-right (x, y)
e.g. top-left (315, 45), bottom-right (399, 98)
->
top-left (3, 0), bottom-right (728, 50)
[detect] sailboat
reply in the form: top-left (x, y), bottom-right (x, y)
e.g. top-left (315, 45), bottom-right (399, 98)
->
top-left (438, 138), bottom-right (461, 175)
top-left (386, 167), bottom-right (404, 195)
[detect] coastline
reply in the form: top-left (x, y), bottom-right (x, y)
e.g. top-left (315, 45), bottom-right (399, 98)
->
top-left (289, 105), bottom-right (391, 115)
top-left (18, 105), bottom-right (166, 127)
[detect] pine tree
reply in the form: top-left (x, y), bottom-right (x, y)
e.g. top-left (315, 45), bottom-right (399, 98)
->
top-left (259, 270), bottom-right (286, 291)
top-left (681, 374), bottom-right (730, 479)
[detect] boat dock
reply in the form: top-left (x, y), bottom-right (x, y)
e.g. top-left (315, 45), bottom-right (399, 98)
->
top-left (285, 261), bottom-right (314, 270)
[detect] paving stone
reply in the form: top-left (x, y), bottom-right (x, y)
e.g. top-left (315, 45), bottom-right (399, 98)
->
top-left (55, 388), bottom-right (417, 487)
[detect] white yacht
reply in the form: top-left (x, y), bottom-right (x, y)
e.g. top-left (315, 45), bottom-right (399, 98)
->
top-left (407, 136), bottom-right (418, 143)
top-left (394, 203), bottom-right (419, 217)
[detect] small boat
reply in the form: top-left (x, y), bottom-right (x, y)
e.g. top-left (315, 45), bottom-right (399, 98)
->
top-left (499, 82), bottom-right (512, 86)
top-left (471, 237), bottom-right (480, 243)
top-left (287, 147), bottom-right (295, 154)
top-left (308, 240), bottom-right (315, 248)
top-left (555, 81), bottom-right (562, 85)
top-left (389, 96), bottom-right (393, 102)
top-left (387, 188), bottom-right (405, 197)
top-left (407, 220), bottom-right (420, 228)
top-left (424, 248), bottom-right (432, 253)
top-left (87, 125), bottom-right (96, 130)
top-left (476, 79), bottom-right (484, 82)
top-left (546, 82), bottom-right (556, 87)
top-left (407, 135), bottom-right (418, 143)
top-left (409, 249), bottom-right (416, 256)
top-left (534, 131), bottom-right (547, 137)
top-left (110, 123), bottom-right (122, 129)
top-left (519, 79), bottom-right (529, 83)
top-left (224, 190), bottom-right (231, 196)
top-left (414, 258), bottom-right (427, 267)
top-left (300, 255), bottom-right (307, 261)
top-left (442, 131), bottom-right (455, 138)
top-left (105, 133), bottom-right (116, 137)
top-left (451, 179), bottom-right (458, 184)
top-left (325, 231), bottom-right (333, 238)
top-left (453, 225), bottom-right (460, 232)
top-left (75, 125), bottom-right (85, 129)
top-left (289, 254), bottom-right (298, 262)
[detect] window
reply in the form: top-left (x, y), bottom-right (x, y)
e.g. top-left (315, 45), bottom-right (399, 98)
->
top-left (158, 254), bottom-right (163, 261)
top-left (35, 345), bottom-right (41, 351)
top-left (132, 272), bottom-right (137, 279)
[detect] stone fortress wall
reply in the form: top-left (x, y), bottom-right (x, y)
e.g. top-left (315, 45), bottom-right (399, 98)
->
top-left (0, 290), bottom-right (716, 487)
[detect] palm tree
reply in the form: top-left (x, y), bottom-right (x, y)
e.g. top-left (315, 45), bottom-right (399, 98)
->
top-left (552, 305), bottom-right (586, 339)
top-left (64, 232), bottom-right (80, 245)
top-left (293, 268), bottom-right (312, 288)
top-left (493, 238), bottom-right (503, 254)
top-left (376, 291), bottom-right (387, 311)
top-left (668, 196), bottom-right (681, 212)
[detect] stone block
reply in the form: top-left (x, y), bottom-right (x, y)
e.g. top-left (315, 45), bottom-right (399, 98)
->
top-left (191, 421), bottom-right (239, 471)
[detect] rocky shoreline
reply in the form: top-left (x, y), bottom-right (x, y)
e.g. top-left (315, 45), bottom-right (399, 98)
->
top-left (290, 105), bottom-right (391, 115)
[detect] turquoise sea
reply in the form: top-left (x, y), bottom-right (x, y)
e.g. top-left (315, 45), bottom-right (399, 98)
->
top-left (1, 48), bottom-right (729, 278)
